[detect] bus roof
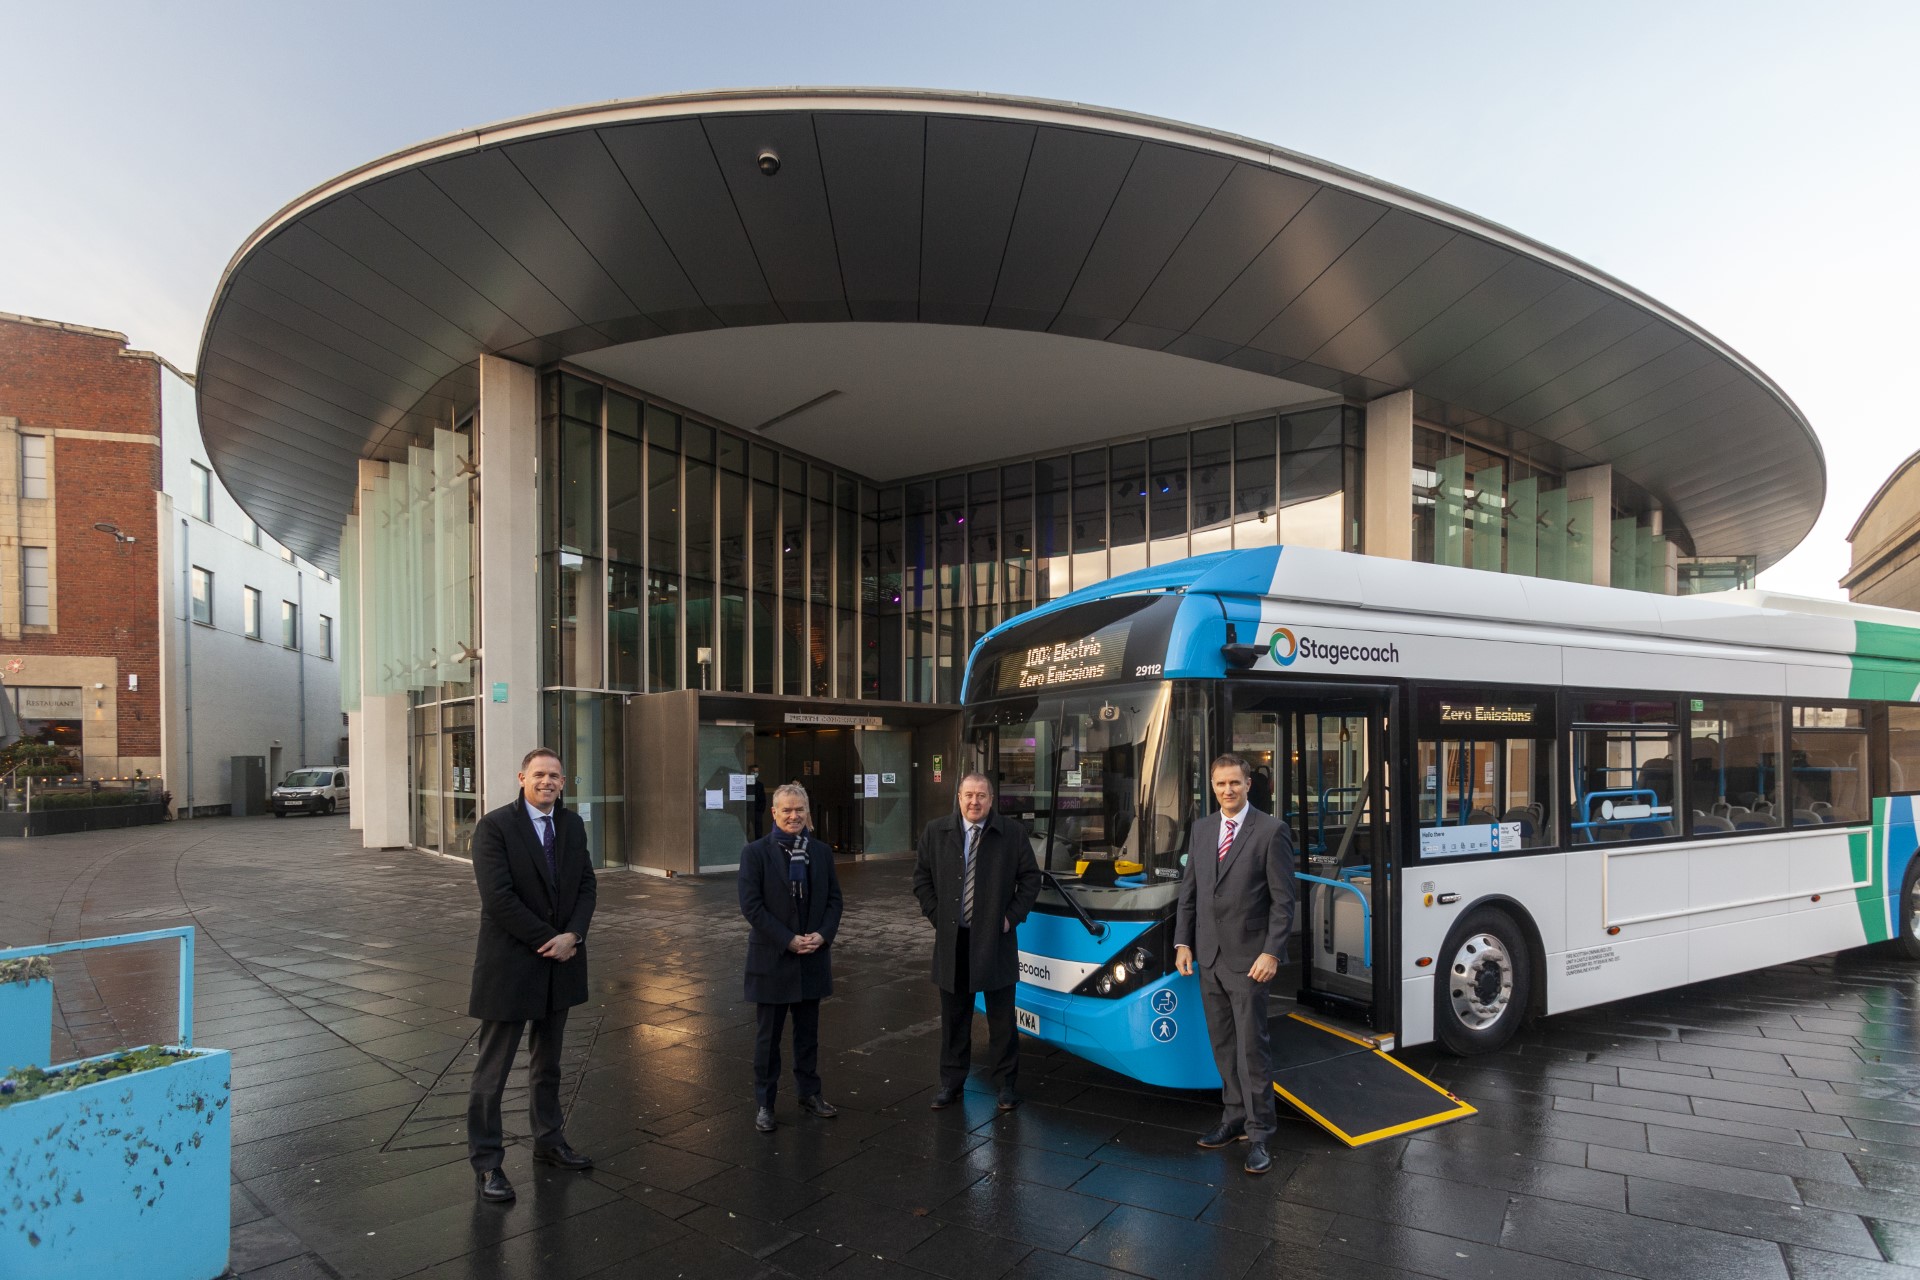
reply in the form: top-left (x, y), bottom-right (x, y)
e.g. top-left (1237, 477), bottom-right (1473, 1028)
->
top-left (970, 547), bottom-right (1920, 675)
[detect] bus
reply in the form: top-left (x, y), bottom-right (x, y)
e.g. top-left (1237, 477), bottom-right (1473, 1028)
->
top-left (961, 545), bottom-right (1920, 1088)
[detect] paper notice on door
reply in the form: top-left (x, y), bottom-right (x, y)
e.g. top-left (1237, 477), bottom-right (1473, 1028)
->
top-left (704, 789), bottom-right (724, 810)
top-left (881, 772), bottom-right (895, 785)
top-left (577, 801), bottom-right (592, 821)
top-left (728, 774), bottom-right (748, 801)
top-left (864, 773), bottom-right (879, 798)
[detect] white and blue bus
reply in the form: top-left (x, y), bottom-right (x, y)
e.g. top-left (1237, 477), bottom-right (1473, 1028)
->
top-left (962, 546), bottom-right (1920, 1087)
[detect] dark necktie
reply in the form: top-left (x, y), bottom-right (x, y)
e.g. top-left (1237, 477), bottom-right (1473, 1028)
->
top-left (962, 824), bottom-right (979, 928)
top-left (540, 813), bottom-right (557, 882)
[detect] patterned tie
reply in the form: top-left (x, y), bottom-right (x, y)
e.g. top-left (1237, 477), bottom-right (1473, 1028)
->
top-left (1217, 816), bottom-right (1237, 861)
top-left (962, 823), bottom-right (979, 928)
top-left (540, 813), bottom-right (558, 882)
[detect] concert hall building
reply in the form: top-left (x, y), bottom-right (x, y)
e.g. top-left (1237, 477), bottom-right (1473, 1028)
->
top-left (195, 88), bottom-right (1824, 871)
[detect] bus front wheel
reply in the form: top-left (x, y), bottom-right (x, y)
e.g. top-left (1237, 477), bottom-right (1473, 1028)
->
top-left (1898, 861), bottom-right (1920, 963)
top-left (1435, 907), bottom-right (1533, 1055)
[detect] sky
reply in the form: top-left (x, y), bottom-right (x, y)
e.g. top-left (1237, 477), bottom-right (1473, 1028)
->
top-left (5, 0), bottom-right (1915, 598)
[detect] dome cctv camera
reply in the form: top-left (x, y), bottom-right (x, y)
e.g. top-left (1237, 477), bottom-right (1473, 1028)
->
top-left (756, 149), bottom-right (781, 176)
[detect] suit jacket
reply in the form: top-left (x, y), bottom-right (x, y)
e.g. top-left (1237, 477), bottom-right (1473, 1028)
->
top-left (912, 811), bottom-right (1042, 993)
top-left (738, 829), bottom-right (843, 1004)
top-left (1174, 805), bottom-right (1296, 973)
top-left (467, 799), bottom-right (597, 1022)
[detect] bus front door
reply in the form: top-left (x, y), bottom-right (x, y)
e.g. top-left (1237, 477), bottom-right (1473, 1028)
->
top-left (1229, 686), bottom-right (1394, 1029)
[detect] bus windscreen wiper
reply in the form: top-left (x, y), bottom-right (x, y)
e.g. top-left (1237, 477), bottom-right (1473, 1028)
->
top-left (1038, 867), bottom-right (1107, 938)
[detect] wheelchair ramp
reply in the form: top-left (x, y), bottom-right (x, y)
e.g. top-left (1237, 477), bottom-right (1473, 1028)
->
top-left (1269, 1012), bottom-right (1475, 1147)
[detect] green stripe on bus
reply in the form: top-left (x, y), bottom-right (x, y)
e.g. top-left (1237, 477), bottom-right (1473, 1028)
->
top-left (1852, 622), bottom-right (1920, 702)
top-left (1854, 813), bottom-right (1890, 945)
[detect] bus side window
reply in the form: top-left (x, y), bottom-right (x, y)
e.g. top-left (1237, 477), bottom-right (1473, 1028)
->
top-left (1884, 705), bottom-right (1920, 796)
top-left (1569, 698), bottom-right (1681, 844)
top-left (1415, 688), bottom-right (1556, 857)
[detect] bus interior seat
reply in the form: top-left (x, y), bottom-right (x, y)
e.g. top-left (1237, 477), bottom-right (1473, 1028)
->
top-left (1466, 808), bottom-right (1495, 826)
top-left (1737, 815), bottom-right (1778, 830)
top-left (1637, 759), bottom-right (1674, 804)
top-left (1710, 798), bottom-right (1733, 817)
top-left (1724, 805), bottom-right (1755, 826)
top-left (1792, 808), bottom-right (1823, 826)
top-left (1692, 812), bottom-right (1735, 833)
top-left (1627, 821), bottom-right (1674, 840)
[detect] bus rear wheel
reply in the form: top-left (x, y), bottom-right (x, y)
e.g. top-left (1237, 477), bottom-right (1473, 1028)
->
top-left (1435, 907), bottom-right (1533, 1055)
top-left (1898, 862), bottom-right (1920, 963)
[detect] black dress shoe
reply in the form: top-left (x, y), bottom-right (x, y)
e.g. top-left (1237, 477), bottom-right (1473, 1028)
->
top-left (532, 1144), bottom-right (594, 1170)
top-left (996, 1090), bottom-right (1020, 1112)
top-left (476, 1169), bottom-right (515, 1202)
top-left (1196, 1121), bottom-right (1247, 1149)
top-left (798, 1095), bottom-right (838, 1118)
top-left (755, 1106), bottom-right (777, 1133)
top-left (929, 1086), bottom-right (962, 1109)
top-left (1244, 1142), bottom-right (1273, 1175)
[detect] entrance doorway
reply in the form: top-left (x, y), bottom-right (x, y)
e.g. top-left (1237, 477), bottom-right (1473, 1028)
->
top-left (1229, 684), bottom-right (1395, 1029)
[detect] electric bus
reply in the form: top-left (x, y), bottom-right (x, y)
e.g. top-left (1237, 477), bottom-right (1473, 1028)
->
top-left (961, 546), bottom-right (1920, 1088)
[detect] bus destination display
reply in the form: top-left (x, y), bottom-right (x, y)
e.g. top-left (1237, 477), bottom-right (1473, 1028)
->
top-left (996, 619), bottom-right (1133, 694)
top-left (1437, 701), bottom-right (1536, 726)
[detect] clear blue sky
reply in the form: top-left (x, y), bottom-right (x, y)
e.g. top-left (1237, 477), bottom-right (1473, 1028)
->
top-left (6, 0), bottom-right (1915, 597)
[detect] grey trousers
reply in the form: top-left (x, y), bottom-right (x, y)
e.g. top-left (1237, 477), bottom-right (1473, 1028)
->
top-left (467, 1008), bottom-right (570, 1172)
top-left (1198, 962), bottom-right (1277, 1141)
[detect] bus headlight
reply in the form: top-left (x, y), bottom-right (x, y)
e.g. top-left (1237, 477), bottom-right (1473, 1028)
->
top-left (1131, 948), bottom-right (1151, 971)
top-left (1111, 963), bottom-right (1129, 983)
top-left (1098, 978), bottom-right (1114, 995)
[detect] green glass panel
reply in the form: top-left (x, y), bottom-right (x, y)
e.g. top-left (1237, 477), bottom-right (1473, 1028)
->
top-left (1507, 478), bottom-right (1538, 578)
top-left (408, 446), bottom-right (436, 688)
top-left (1564, 496), bottom-right (1594, 585)
top-left (1434, 454), bottom-right (1466, 567)
top-left (1649, 533), bottom-right (1669, 595)
top-left (435, 428), bottom-right (474, 683)
top-left (1611, 517), bottom-right (1638, 593)
top-left (339, 517), bottom-right (361, 713)
top-left (1472, 464), bottom-right (1503, 573)
top-left (1537, 487), bottom-right (1566, 581)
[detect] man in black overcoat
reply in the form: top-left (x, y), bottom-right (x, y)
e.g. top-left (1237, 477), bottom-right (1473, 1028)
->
top-left (738, 782), bottom-right (844, 1133)
top-left (466, 747), bottom-right (597, 1203)
top-left (912, 771), bottom-right (1042, 1110)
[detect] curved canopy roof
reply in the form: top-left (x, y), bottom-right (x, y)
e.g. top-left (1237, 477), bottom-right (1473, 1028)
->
top-left (199, 87), bottom-right (1823, 572)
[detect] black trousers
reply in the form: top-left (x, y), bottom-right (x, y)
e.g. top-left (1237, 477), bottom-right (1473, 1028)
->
top-left (1198, 962), bottom-right (1277, 1142)
top-left (467, 1008), bottom-right (570, 1173)
top-left (753, 999), bottom-right (822, 1107)
top-left (939, 926), bottom-right (1018, 1091)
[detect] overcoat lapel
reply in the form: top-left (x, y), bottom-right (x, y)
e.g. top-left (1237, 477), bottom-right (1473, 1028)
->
top-left (511, 805), bottom-right (556, 912)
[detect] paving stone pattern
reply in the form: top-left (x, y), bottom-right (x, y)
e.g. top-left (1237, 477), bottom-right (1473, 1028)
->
top-left (5, 816), bottom-right (1919, 1280)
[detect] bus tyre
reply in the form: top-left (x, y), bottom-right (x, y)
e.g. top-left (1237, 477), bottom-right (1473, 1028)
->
top-left (1435, 907), bottom-right (1532, 1056)
top-left (1898, 861), bottom-right (1920, 963)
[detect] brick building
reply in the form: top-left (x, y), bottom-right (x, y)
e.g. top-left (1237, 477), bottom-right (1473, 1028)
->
top-left (0, 312), bottom-right (339, 808)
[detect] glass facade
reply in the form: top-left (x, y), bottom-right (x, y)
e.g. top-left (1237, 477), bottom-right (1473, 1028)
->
top-left (1412, 425), bottom-right (1675, 594)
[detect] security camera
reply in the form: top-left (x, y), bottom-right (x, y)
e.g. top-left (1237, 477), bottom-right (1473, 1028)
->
top-left (756, 149), bottom-right (780, 177)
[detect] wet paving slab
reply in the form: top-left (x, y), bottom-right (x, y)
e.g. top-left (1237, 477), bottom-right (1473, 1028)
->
top-left (5, 816), bottom-right (1919, 1279)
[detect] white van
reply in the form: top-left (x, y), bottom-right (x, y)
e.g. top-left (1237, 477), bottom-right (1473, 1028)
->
top-left (272, 767), bottom-right (351, 817)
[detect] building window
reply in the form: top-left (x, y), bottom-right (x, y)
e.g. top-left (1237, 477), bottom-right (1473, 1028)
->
top-left (20, 435), bottom-right (47, 500)
top-left (281, 600), bottom-right (298, 649)
top-left (319, 613), bottom-right (333, 660)
top-left (191, 566), bottom-right (213, 625)
top-left (245, 517), bottom-right (261, 547)
top-left (22, 547), bottom-right (49, 626)
top-left (279, 544), bottom-right (293, 562)
top-left (243, 587), bottom-right (261, 639)
top-left (190, 462), bottom-right (211, 521)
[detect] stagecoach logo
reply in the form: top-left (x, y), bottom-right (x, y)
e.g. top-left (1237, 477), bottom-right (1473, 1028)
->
top-left (1267, 627), bottom-right (1401, 669)
top-left (1019, 957), bottom-right (1053, 982)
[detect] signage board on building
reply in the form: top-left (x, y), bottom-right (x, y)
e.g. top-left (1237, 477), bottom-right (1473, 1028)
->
top-left (783, 712), bottom-right (884, 728)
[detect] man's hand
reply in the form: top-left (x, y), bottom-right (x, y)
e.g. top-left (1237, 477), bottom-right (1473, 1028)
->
top-left (1248, 952), bottom-right (1278, 983)
top-left (1174, 944), bottom-right (1194, 976)
top-left (788, 932), bottom-right (824, 954)
top-left (538, 932), bottom-right (580, 962)
top-left (1002, 915), bottom-right (1011, 934)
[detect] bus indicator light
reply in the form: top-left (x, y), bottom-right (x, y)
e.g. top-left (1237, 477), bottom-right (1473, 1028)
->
top-left (1606, 926), bottom-right (1622, 936)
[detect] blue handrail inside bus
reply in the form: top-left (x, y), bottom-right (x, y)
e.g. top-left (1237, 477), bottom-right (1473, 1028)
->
top-left (1571, 788), bottom-right (1670, 838)
top-left (1316, 785), bottom-right (1364, 854)
top-left (1294, 873), bottom-right (1370, 968)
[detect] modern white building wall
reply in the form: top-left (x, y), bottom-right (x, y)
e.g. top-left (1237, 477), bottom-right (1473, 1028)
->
top-left (158, 366), bottom-right (342, 815)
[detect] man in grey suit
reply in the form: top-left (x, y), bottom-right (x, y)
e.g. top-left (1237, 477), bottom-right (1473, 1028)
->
top-left (1174, 752), bottom-right (1297, 1174)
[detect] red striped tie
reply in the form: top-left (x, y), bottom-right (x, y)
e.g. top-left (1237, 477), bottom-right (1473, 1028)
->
top-left (1217, 817), bottom-right (1237, 860)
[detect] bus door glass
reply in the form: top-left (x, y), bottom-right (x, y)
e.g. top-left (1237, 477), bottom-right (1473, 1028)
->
top-left (1230, 686), bottom-right (1392, 1019)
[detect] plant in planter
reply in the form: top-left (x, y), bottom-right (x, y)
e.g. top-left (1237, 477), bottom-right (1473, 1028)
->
top-left (0, 930), bottom-right (229, 1280)
top-left (0, 953), bottom-right (52, 1071)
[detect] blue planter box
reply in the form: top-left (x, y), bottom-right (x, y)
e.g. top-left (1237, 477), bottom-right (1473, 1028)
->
top-left (0, 1046), bottom-right (230, 1279)
top-left (0, 977), bottom-right (53, 1070)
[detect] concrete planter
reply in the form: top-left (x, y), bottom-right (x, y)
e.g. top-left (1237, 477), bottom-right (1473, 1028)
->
top-left (0, 976), bottom-right (53, 1070)
top-left (0, 1046), bottom-right (231, 1278)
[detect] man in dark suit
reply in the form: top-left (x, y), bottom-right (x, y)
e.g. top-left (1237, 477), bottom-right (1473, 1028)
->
top-left (466, 747), bottom-right (597, 1203)
top-left (913, 772), bottom-right (1042, 1110)
top-left (1174, 752), bottom-right (1296, 1175)
top-left (738, 782), bottom-right (844, 1134)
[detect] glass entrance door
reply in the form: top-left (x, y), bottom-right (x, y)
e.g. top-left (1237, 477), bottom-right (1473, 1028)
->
top-left (1230, 685), bottom-right (1394, 1025)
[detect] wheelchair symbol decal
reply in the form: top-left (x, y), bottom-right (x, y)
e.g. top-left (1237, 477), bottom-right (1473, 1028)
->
top-left (1151, 1016), bottom-right (1178, 1043)
top-left (1150, 989), bottom-right (1178, 1016)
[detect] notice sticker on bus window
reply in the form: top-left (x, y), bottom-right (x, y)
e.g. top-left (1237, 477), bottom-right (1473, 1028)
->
top-left (1419, 822), bottom-right (1524, 859)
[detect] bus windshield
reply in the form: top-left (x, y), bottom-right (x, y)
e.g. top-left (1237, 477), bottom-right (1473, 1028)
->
top-left (966, 680), bottom-right (1208, 911)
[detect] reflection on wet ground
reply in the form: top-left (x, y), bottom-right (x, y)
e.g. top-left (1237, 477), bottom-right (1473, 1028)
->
top-left (5, 817), bottom-right (1919, 1279)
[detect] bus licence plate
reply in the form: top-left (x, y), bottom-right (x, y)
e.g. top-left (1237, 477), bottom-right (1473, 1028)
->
top-left (1015, 1007), bottom-right (1040, 1036)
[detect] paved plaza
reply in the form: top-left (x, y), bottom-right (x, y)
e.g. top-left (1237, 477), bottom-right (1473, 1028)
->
top-left (5, 817), bottom-right (1920, 1280)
